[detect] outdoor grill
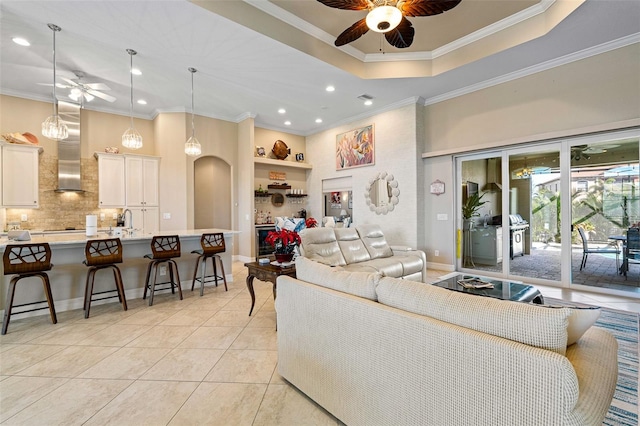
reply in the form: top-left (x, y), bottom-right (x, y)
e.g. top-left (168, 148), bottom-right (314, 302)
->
top-left (509, 214), bottom-right (529, 259)
top-left (489, 214), bottom-right (530, 259)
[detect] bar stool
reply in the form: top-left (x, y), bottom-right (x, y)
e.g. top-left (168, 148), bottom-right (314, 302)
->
top-left (190, 233), bottom-right (228, 296)
top-left (2, 243), bottom-right (57, 335)
top-left (143, 235), bottom-right (183, 306)
top-left (83, 238), bottom-right (127, 318)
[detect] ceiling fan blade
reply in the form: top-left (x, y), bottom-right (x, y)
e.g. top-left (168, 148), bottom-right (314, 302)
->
top-left (316, 0), bottom-right (370, 11)
top-left (86, 88), bottom-right (116, 103)
top-left (335, 18), bottom-right (370, 46)
top-left (85, 82), bottom-right (110, 91)
top-left (385, 16), bottom-right (415, 48)
top-left (61, 77), bottom-right (80, 87)
top-left (398, 0), bottom-right (462, 17)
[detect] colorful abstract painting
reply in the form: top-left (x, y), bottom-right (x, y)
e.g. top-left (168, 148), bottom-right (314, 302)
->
top-left (336, 124), bottom-right (374, 170)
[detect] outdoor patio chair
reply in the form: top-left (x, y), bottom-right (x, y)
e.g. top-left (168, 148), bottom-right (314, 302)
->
top-left (577, 227), bottom-right (620, 271)
top-left (623, 227), bottom-right (640, 279)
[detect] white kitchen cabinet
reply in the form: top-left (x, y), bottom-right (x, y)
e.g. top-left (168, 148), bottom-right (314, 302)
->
top-left (126, 155), bottom-right (159, 207)
top-left (95, 153), bottom-right (125, 207)
top-left (471, 225), bottom-right (503, 266)
top-left (130, 206), bottom-right (159, 235)
top-left (1, 143), bottom-right (40, 208)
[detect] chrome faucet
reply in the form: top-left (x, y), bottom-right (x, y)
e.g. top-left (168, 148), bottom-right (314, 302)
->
top-left (123, 209), bottom-right (133, 234)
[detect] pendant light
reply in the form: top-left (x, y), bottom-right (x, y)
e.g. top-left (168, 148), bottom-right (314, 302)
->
top-left (185, 67), bottom-right (201, 156)
top-left (122, 49), bottom-right (143, 150)
top-left (41, 23), bottom-right (69, 140)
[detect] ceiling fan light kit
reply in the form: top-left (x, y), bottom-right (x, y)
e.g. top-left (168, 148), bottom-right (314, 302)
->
top-left (317, 0), bottom-right (461, 49)
top-left (41, 23), bottom-right (69, 141)
top-left (122, 48), bottom-right (143, 150)
top-left (366, 5), bottom-right (402, 32)
top-left (185, 67), bottom-right (202, 157)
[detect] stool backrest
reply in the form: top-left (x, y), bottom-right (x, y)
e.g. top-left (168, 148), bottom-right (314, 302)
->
top-left (3, 243), bottom-right (52, 275)
top-left (85, 238), bottom-right (123, 266)
top-left (150, 235), bottom-right (181, 259)
top-left (200, 233), bottom-right (225, 255)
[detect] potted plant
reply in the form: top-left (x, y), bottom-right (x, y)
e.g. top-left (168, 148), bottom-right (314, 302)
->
top-left (462, 192), bottom-right (487, 228)
top-left (265, 229), bottom-right (301, 263)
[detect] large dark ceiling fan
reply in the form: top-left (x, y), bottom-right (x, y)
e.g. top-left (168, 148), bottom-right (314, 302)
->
top-left (316, 0), bottom-right (462, 49)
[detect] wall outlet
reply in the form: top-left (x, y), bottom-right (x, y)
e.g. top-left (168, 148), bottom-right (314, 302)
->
top-left (113, 213), bottom-right (118, 219)
top-left (434, 250), bottom-right (440, 257)
top-left (20, 214), bottom-right (27, 222)
top-left (163, 212), bottom-right (171, 220)
top-left (100, 213), bottom-right (105, 220)
top-left (159, 265), bottom-right (167, 276)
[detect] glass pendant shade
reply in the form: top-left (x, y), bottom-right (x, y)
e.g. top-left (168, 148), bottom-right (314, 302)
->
top-left (185, 135), bottom-right (201, 156)
top-left (122, 127), bottom-right (143, 150)
top-left (366, 6), bottom-right (402, 33)
top-left (185, 67), bottom-right (201, 156)
top-left (122, 48), bottom-right (142, 150)
top-left (42, 23), bottom-right (69, 140)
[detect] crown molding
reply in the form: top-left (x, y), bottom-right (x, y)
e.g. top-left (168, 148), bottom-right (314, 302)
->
top-left (423, 34), bottom-right (640, 107)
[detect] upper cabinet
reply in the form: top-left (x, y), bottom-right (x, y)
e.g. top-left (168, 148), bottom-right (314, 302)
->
top-left (125, 155), bottom-right (159, 207)
top-left (2, 143), bottom-right (41, 208)
top-left (95, 153), bottom-right (125, 208)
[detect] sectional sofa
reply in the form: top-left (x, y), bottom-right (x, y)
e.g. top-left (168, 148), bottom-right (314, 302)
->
top-left (276, 257), bottom-right (619, 426)
top-left (299, 224), bottom-right (427, 282)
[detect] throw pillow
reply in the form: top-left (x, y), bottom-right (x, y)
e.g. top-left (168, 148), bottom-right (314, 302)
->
top-left (538, 305), bottom-right (601, 345)
top-left (295, 256), bottom-right (380, 301)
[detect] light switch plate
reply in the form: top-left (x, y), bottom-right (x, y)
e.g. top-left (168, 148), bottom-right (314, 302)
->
top-left (437, 214), bottom-right (448, 221)
top-left (163, 212), bottom-right (171, 220)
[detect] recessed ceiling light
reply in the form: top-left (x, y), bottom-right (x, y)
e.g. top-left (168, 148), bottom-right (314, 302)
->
top-left (131, 68), bottom-right (142, 76)
top-left (315, 118), bottom-right (323, 123)
top-left (137, 99), bottom-right (147, 105)
top-left (12, 37), bottom-right (30, 46)
top-left (364, 100), bottom-right (373, 106)
top-left (326, 85), bottom-right (335, 92)
top-left (278, 108), bottom-right (286, 114)
top-left (284, 121), bottom-right (291, 126)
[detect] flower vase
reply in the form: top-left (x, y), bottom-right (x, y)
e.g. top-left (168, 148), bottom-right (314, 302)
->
top-left (274, 253), bottom-right (294, 264)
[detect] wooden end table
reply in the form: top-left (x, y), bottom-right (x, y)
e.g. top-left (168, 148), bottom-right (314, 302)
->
top-left (245, 261), bottom-right (296, 316)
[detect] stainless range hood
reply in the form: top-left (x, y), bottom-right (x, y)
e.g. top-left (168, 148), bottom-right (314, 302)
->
top-left (482, 158), bottom-right (502, 192)
top-left (55, 101), bottom-right (84, 193)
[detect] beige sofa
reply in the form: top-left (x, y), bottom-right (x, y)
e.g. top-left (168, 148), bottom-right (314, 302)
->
top-left (299, 224), bottom-right (427, 282)
top-left (276, 258), bottom-right (619, 426)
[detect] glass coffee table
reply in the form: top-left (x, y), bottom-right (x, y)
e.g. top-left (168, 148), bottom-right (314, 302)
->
top-left (432, 273), bottom-right (544, 304)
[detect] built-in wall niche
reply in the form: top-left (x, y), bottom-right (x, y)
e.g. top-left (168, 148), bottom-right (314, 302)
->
top-left (324, 191), bottom-right (352, 220)
top-left (254, 163), bottom-right (307, 222)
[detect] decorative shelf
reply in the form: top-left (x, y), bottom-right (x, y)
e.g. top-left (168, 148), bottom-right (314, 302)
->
top-left (254, 156), bottom-right (312, 170)
top-left (268, 184), bottom-right (291, 190)
top-left (286, 194), bottom-right (307, 198)
top-left (254, 192), bottom-right (271, 197)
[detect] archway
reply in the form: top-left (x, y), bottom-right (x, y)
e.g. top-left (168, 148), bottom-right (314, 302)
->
top-left (194, 156), bottom-right (231, 229)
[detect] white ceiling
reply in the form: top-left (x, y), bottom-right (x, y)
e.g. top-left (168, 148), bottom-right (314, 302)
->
top-left (1, 0), bottom-right (638, 136)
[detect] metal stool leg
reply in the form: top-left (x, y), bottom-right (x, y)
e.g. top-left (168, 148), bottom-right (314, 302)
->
top-left (143, 261), bottom-right (153, 300)
top-left (84, 268), bottom-right (97, 318)
top-left (169, 260), bottom-right (183, 300)
top-left (215, 255), bottom-right (228, 291)
top-left (114, 266), bottom-right (128, 311)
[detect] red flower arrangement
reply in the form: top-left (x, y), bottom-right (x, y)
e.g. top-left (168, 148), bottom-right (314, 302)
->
top-left (265, 229), bottom-right (301, 255)
top-left (305, 217), bottom-right (318, 228)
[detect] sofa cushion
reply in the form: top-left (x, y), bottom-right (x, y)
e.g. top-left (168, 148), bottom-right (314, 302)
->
top-left (357, 224), bottom-right (393, 259)
top-left (335, 228), bottom-right (371, 264)
top-left (294, 256), bottom-right (379, 301)
top-left (376, 277), bottom-right (571, 355)
top-left (299, 228), bottom-right (346, 266)
top-left (538, 305), bottom-right (601, 345)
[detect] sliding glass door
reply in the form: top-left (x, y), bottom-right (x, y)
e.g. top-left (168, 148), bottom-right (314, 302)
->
top-left (456, 129), bottom-right (639, 293)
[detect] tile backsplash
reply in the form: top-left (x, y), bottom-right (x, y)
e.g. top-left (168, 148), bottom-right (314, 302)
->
top-left (4, 152), bottom-right (121, 231)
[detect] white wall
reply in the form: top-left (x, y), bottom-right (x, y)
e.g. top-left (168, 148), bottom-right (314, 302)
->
top-left (306, 102), bottom-right (421, 248)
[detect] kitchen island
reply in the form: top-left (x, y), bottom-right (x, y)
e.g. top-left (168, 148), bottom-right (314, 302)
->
top-left (0, 229), bottom-right (237, 316)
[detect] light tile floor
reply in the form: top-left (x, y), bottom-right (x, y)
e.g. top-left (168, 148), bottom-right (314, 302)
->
top-left (1, 261), bottom-right (638, 425)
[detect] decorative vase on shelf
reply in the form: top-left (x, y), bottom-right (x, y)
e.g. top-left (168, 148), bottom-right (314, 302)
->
top-left (274, 252), bottom-right (294, 264)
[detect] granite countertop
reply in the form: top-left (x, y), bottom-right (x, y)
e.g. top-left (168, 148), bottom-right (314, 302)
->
top-left (0, 228), bottom-right (238, 249)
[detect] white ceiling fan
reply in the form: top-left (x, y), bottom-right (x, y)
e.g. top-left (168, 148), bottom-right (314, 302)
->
top-left (40, 70), bottom-right (116, 103)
